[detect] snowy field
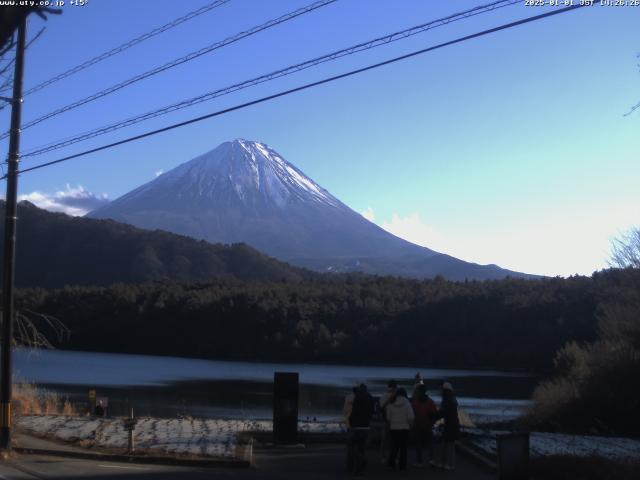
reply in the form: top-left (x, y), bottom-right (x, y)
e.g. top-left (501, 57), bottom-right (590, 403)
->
top-left (17, 415), bottom-right (345, 459)
top-left (467, 428), bottom-right (640, 461)
top-left (20, 415), bottom-right (637, 462)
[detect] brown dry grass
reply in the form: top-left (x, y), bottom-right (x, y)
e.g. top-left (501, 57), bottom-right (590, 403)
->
top-left (458, 408), bottom-right (475, 428)
top-left (13, 382), bottom-right (78, 416)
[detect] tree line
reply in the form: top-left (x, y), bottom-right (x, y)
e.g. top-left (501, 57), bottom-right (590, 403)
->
top-left (16, 268), bottom-right (638, 372)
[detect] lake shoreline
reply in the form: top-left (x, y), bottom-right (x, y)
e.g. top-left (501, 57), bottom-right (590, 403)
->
top-left (16, 346), bottom-right (545, 376)
top-left (15, 348), bottom-right (537, 422)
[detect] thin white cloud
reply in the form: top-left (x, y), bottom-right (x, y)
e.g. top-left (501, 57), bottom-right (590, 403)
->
top-left (18, 185), bottom-right (110, 216)
top-left (381, 212), bottom-right (443, 250)
top-left (376, 210), bottom-right (630, 277)
top-left (361, 207), bottom-right (375, 222)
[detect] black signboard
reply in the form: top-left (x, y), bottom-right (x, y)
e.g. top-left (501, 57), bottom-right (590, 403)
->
top-left (497, 432), bottom-right (530, 480)
top-left (273, 372), bottom-right (299, 444)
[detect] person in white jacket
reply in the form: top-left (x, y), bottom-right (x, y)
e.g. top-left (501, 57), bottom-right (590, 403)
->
top-left (385, 388), bottom-right (414, 471)
top-left (378, 380), bottom-right (397, 461)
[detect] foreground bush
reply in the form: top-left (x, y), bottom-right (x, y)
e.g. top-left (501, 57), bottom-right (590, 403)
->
top-left (13, 382), bottom-right (76, 416)
top-left (526, 270), bottom-right (640, 435)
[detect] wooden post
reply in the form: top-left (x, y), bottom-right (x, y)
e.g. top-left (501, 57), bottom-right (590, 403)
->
top-left (127, 408), bottom-right (135, 453)
top-left (0, 16), bottom-right (27, 453)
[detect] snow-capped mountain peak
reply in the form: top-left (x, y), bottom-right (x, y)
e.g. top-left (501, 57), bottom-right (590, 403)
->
top-left (151, 139), bottom-right (340, 210)
top-left (87, 139), bottom-right (533, 280)
top-left (233, 139), bottom-right (338, 208)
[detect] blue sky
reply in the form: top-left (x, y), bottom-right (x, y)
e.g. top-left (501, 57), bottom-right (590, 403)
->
top-left (1, 0), bottom-right (638, 277)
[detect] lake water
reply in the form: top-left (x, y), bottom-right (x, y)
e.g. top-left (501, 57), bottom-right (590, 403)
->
top-left (14, 349), bottom-right (538, 423)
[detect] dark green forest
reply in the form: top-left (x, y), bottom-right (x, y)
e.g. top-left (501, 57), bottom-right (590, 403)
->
top-left (17, 268), bottom-right (639, 372)
top-left (0, 201), bottom-right (308, 288)
top-left (4, 201), bottom-right (640, 435)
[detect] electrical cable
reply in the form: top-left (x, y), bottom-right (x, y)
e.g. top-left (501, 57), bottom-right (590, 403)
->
top-left (0, 0), bottom-right (337, 139)
top-left (6, 3), bottom-right (589, 180)
top-left (21, 0), bottom-right (519, 159)
top-left (0, 0), bottom-right (232, 99)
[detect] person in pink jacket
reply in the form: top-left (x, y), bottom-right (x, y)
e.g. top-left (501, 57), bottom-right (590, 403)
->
top-left (385, 388), bottom-right (415, 471)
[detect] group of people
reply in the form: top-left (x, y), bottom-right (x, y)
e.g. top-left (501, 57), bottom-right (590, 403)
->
top-left (343, 373), bottom-right (460, 476)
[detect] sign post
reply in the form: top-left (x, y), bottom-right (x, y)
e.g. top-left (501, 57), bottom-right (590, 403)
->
top-left (123, 408), bottom-right (137, 453)
top-left (88, 389), bottom-right (96, 413)
top-left (273, 372), bottom-right (299, 444)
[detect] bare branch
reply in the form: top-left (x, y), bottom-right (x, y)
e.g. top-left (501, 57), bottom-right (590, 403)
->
top-left (624, 101), bottom-right (640, 117)
top-left (609, 227), bottom-right (640, 269)
top-left (0, 77), bottom-right (12, 93)
top-left (0, 5), bottom-right (60, 55)
top-left (12, 309), bottom-right (70, 349)
top-left (25, 26), bottom-right (46, 50)
top-left (33, 7), bottom-right (62, 21)
top-left (0, 36), bottom-right (15, 59)
top-left (0, 26), bottom-right (46, 99)
top-left (625, 52), bottom-right (640, 117)
top-left (0, 26), bottom-right (46, 77)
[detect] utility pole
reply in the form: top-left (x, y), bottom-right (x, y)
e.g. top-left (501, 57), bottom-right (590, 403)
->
top-left (0, 16), bottom-right (26, 453)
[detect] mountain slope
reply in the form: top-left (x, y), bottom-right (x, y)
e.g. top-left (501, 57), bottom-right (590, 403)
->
top-left (0, 201), bottom-right (308, 288)
top-left (89, 139), bottom-right (534, 280)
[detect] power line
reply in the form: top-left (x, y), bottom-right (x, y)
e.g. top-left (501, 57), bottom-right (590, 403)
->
top-left (0, 27), bottom-right (46, 93)
top-left (0, 0), bottom-right (232, 99)
top-left (0, 0), bottom-right (337, 140)
top-left (21, 0), bottom-right (519, 159)
top-left (8, 3), bottom-right (588, 179)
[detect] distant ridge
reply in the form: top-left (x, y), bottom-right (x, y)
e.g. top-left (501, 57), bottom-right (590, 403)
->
top-left (88, 139), bottom-right (536, 280)
top-left (0, 200), bottom-right (308, 288)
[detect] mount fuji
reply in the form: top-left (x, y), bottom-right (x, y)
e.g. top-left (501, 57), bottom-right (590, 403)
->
top-left (88, 139), bottom-right (532, 280)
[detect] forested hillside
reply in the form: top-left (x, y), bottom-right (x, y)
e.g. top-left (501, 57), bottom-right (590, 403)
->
top-left (18, 268), bottom-right (637, 371)
top-left (0, 201), bottom-right (308, 287)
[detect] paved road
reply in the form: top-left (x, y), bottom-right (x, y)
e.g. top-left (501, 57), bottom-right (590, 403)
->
top-left (0, 444), bottom-right (495, 479)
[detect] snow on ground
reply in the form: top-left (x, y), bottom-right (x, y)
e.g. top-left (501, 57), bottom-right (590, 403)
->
top-left (466, 428), bottom-right (640, 461)
top-left (17, 415), bottom-right (345, 459)
top-left (22, 414), bottom-right (638, 462)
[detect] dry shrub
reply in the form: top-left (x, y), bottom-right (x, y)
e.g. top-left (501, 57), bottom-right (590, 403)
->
top-left (525, 279), bottom-right (640, 436)
top-left (43, 391), bottom-right (60, 415)
top-left (458, 408), bottom-right (475, 428)
top-left (13, 383), bottom-right (43, 415)
top-left (62, 399), bottom-right (75, 416)
top-left (525, 377), bottom-right (578, 427)
top-left (12, 382), bottom-right (77, 417)
top-left (525, 338), bottom-right (640, 434)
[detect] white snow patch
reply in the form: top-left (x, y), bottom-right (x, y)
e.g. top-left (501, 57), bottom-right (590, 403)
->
top-left (284, 165), bottom-right (323, 196)
top-left (242, 140), bottom-right (339, 208)
top-left (467, 428), bottom-right (640, 461)
top-left (253, 142), bottom-right (271, 160)
top-left (17, 415), bottom-right (345, 459)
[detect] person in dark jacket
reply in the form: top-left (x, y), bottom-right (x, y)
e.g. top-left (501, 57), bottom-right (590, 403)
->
top-left (411, 383), bottom-right (437, 466)
top-left (95, 400), bottom-right (105, 417)
top-left (346, 383), bottom-right (375, 476)
top-left (431, 381), bottom-right (460, 471)
top-left (412, 372), bottom-right (424, 398)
